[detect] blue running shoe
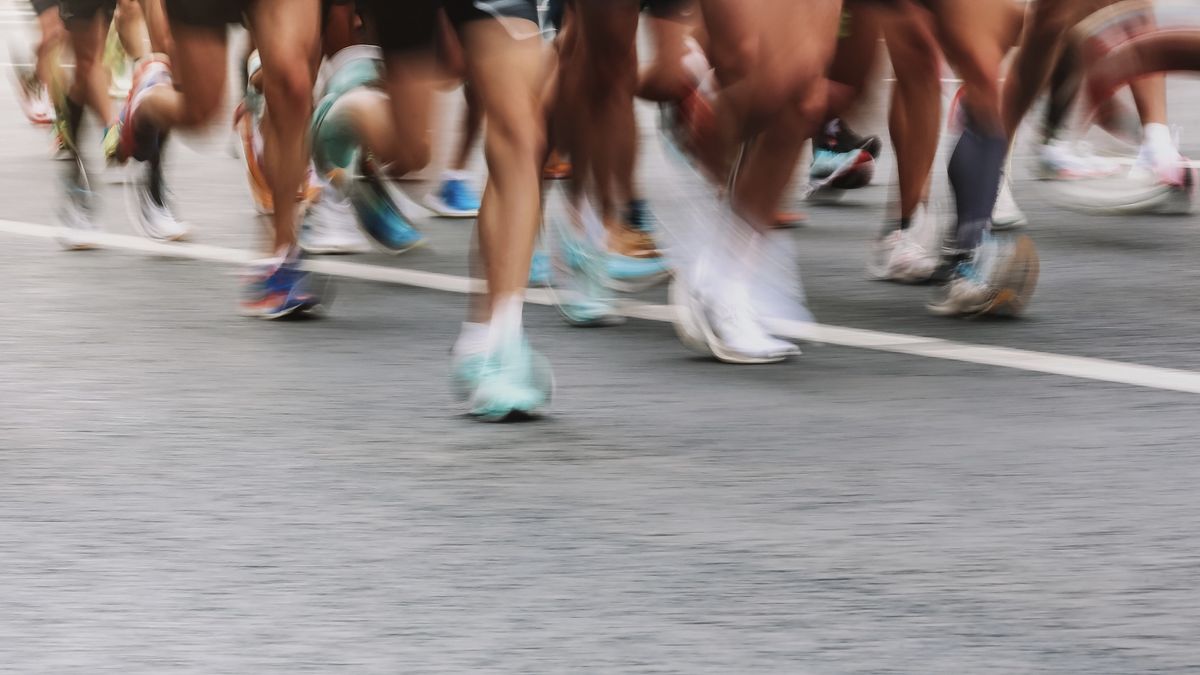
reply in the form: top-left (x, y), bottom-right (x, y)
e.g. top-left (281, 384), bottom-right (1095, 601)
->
top-left (559, 229), bottom-right (671, 293)
top-left (528, 249), bottom-right (551, 287)
top-left (343, 157), bottom-right (426, 254)
top-left (462, 338), bottom-right (553, 422)
top-left (240, 256), bottom-right (323, 319)
top-left (424, 175), bottom-right (480, 218)
top-left (552, 233), bottom-right (625, 327)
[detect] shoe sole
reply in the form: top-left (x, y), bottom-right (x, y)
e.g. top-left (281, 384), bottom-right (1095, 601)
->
top-left (671, 278), bottom-right (791, 365)
top-left (976, 235), bottom-right (1040, 318)
top-left (422, 195), bottom-right (478, 219)
top-left (605, 268), bottom-right (672, 294)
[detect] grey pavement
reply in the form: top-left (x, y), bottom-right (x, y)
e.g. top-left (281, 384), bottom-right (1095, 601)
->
top-left (3, 8), bottom-right (1200, 674)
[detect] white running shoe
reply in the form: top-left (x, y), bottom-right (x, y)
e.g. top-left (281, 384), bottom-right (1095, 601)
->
top-left (130, 163), bottom-right (188, 242)
top-left (991, 173), bottom-right (1027, 230)
top-left (301, 192), bottom-right (372, 254)
top-left (1036, 139), bottom-right (1121, 180)
top-left (672, 275), bottom-right (800, 364)
top-left (57, 155), bottom-right (101, 250)
top-left (867, 203), bottom-right (941, 283)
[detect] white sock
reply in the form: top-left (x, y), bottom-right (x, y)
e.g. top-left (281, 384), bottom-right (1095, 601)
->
top-left (1142, 123), bottom-right (1176, 160)
top-left (486, 295), bottom-right (525, 353)
top-left (453, 322), bottom-right (489, 358)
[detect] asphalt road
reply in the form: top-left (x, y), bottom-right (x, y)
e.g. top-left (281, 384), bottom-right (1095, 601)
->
top-left (3, 5), bottom-right (1200, 673)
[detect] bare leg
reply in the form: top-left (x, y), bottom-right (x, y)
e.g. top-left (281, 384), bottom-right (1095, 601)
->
top-left (460, 19), bottom-right (546, 317)
top-left (115, 0), bottom-right (148, 61)
top-left (247, 0), bottom-right (319, 253)
top-left (34, 7), bottom-right (67, 91)
top-left (882, 2), bottom-right (941, 221)
top-left (67, 13), bottom-right (114, 128)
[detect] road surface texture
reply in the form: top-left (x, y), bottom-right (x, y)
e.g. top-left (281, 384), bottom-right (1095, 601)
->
top-left (3, 5), bottom-right (1200, 673)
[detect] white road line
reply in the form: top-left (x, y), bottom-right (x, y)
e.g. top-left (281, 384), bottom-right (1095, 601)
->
top-left (3, 217), bottom-right (1200, 395)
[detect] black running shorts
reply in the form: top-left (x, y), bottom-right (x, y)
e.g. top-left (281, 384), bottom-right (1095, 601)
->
top-left (642, 0), bottom-right (688, 19)
top-left (359, 0), bottom-right (539, 55)
top-left (30, 0), bottom-right (58, 16)
top-left (59, 0), bottom-right (114, 26)
top-left (163, 0), bottom-right (250, 27)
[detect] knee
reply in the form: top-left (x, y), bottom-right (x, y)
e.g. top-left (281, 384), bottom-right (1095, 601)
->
top-left (262, 61), bottom-right (314, 114)
top-left (487, 109), bottom-right (546, 163)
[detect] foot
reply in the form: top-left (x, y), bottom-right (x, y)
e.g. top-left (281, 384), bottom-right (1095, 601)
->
top-left (552, 229), bottom-right (625, 328)
top-left (672, 275), bottom-right (800, 364)
top-left (820, 118), bottom-right (883, 159)
top-left (301, 192), bottom-right (371, 254)
top-left (455, 336), bottom-right (553, 422)
top-left (528, 249), bottom-right (551, 287)
top-left (927, 233), bottom-right (1040, 318)
top-left (867, 205), bottom-right (940, 284)
top-left (240, 254), bottom-right (324, 319)
top-left (1036, 139), bottom-right (1120, 180)
top-left (56, 156), bottom-right (100, 251)
top-left (131, 158), bottom-right (189, 242)
top-left (340, 157), bottom-right (426, 255)
top-left (423, 173), bottom-right (481, 218)
top-left (809, 148), bottom-right (874, 191)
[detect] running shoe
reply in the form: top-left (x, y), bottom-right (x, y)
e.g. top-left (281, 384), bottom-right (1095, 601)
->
top-left (927, 232), bottom-right (1039, 318)
top-left (338, 157), bottom-right (426, 254)
top-left (129, 158), bottom-right (189, 242)
top-left (867, 203), bottom-right (941, 283)
top-left (550, 226), bottom-right (625, 328)
top-left (56, 153), bottom-right (100, 251)
top-left (603, 225), bottom-right (671, 292)
top-left (455, 336), bottom-right (554, 422)
top-left (240, 255), bottom-right (324, 319)
top-left (423, 173), bottom-right (480, 218)
top-left (671, 273), bottom-right (800, 364)
top-left (11, 61), bottom-right (53, 126)
top-left (528, 249), bottom-right (551, 287)
top-left (112, 57), bottom-right (172, 164)
top-left (1036, 139), bottom-right (1121, 180)
top-left (820, 117), bottom-right (883, 159)
top-left (301, 191), bottom-right (371, 254)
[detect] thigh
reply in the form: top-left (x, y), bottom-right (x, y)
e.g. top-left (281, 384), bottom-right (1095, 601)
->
top-left (59, 0), bottom-right (115, 27)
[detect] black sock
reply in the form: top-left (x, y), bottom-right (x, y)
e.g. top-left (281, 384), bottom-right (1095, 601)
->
top-left (1043, 45), bottom-right (1080, 143)
top-left (65, 95), bottom-right (85, 144)
top-left (948, 114), bottom-right (1007, 251)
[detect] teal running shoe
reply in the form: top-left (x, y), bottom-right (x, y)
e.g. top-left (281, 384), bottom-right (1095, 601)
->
top-left (461, 338), bottom-right (554, 422)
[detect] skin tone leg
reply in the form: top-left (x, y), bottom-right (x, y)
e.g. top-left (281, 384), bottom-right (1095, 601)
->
top-left (1086, 31), bottom-right (1200, 104)
top-left (453, 84), bottom-right (484, 173)
top-left (34, 7), bottom-right (66, 91)
top-left (827, 8), bottom-right (882, 115)
top-left (927, 0), bottom-right (1011, 135)
top-left (880, 1), bottom-right (942, 220)
top-left (137, 0), bottom-right (173, 55)
top-left (114, 0), bottom-right (148, 60)
top-left (459, 18), bottom-right (546, 317)
top-left (700, 0), bottom-right (843, 231)
top-left (574, 0), bottom-right (640, 220)
top-left (246, 0), bottom-right (320, 253)
top-left (637, 9), bottom-right (696, 103)
top-left (67, 13), bottom-right (115, 127)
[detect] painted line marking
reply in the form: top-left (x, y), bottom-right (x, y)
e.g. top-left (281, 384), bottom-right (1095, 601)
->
top-left (2, 217), bottom-right (1200, 395)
